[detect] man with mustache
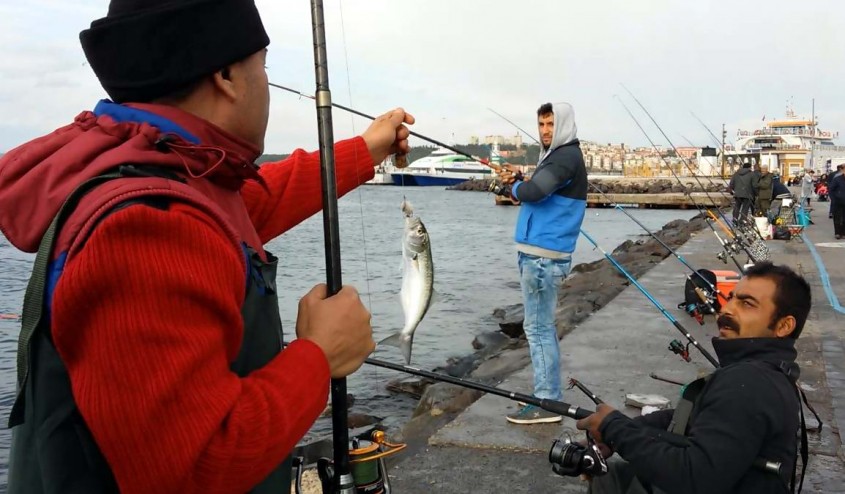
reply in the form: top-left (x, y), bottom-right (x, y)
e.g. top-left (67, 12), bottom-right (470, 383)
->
top-left (576, 262), bottom-right (811, 494)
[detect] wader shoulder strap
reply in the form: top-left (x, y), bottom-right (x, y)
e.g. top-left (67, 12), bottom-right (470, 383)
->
top-left (749, 360), bottom-right (819, 494)
top-left (9, 172), bottom-right (124, 427)
top-left (667, 376), bottom-right (710, 435)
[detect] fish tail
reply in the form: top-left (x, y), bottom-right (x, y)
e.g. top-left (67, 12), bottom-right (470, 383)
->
top-left (378, 331), bottom-right (415, 365)
top-left (379, 332), bottom-right (403, 348)
top-left (401, 333), bottom-right (414, 365)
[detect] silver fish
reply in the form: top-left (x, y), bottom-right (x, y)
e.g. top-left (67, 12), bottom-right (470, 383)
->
top-left (379, 199), bottom-right (434, 364)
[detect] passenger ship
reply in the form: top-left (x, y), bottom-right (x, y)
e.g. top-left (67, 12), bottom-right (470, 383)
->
top-left (389, 145), bottom-right (497, 186)
top-left (729, 103), bottom-right (845, 179)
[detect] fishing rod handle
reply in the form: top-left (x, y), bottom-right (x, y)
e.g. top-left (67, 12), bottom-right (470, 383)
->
top-left (539, 399), bottom-right (594, 420)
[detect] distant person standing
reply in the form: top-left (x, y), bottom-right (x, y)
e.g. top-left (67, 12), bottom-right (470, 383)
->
top-left (754, 165), bottom-right (774, 216)
top-left (729, 160), bottom-right (757, 222)
top-left (800, 170), bottom-right (815, 208)
top-left (829, 164), bottom-right (843, 218)
top-left (830, 166), bottom-right (845, 239)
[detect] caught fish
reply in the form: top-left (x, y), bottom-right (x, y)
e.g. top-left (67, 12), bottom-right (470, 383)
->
top-left (379, 199), bottom-right (434, 364)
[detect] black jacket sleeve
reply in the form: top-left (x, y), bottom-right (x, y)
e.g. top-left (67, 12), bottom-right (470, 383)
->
top-left (513, 148), bottom-right (578, 203)
top-left (599, 364), bottom-right (776, 493)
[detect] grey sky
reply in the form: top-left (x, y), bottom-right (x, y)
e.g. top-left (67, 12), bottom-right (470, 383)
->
top-left (1, 0), bottom-right (844, 154)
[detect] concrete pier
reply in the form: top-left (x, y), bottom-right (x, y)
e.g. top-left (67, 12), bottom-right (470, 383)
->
top-left (382, 209), bottom-right (845, 493)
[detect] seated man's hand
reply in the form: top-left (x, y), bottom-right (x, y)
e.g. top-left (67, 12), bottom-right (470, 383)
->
top-left (575, 403), bottom-right (616, 444)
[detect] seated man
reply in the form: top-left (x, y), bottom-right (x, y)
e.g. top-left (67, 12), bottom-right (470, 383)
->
top-left (576, 262), bottom-right (811, 494)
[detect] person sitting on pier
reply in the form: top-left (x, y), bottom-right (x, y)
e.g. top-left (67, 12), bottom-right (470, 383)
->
top-left (576, 262), bottom-right (811, 494)
top-left (491, 102), bottom-right (587, 425)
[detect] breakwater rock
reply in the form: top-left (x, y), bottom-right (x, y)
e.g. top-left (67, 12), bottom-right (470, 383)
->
top-left (449, 177), bottom-right (729, 194)
top-left (390, 215), bottom-right (708, 443)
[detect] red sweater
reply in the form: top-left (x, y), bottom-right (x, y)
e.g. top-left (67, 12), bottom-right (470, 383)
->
top-left (51, 139), bottom-right (375, 493)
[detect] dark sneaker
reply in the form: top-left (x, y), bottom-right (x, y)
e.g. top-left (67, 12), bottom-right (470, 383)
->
top-left (506, 404), bottom-right (562, 424)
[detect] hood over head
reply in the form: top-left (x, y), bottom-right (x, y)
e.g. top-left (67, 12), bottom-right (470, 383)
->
top-left (538, 102), bottom-right (578, 165)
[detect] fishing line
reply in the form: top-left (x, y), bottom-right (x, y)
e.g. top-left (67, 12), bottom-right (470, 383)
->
top-left (336, 0), bottom-right (374, 316)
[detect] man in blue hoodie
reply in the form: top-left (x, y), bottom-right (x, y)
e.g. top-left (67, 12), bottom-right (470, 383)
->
top-left (492, 102), bottom-right (587, 424)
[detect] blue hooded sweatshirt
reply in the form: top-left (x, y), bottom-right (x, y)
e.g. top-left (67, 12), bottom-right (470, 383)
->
top-left (511, 102), bottom-right (587, 257)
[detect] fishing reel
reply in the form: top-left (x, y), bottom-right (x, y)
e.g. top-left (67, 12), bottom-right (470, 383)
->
top-left (298, 428), bottom-right (406, 494)
top-left (487, 179), bottom-right (512, 197)
top-left (549, 433), bottom-right (608, 478)
top-left (668, 339), bottom-right (691, 362)
top-left (680, 303), bottom-right (706, 325)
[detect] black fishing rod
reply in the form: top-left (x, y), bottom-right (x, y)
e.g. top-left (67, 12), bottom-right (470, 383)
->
top-left (580, 228), bottom-right (720, 368)
top-left (568, 378), bottom-right (604, 405)
top-left (364, 355), bottom-right (594, 419)
top-left (486, 108), bottom-right (722, 315)
top-left (613, 95), bottom-right (748, 272)
top-left (270, 82), bottom-right (498, 169)
top-left (307, 2), bottom-right (353, 492)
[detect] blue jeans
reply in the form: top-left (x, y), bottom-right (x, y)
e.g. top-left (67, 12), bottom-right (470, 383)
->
top-left (518, 252), bottom-right (572, 401)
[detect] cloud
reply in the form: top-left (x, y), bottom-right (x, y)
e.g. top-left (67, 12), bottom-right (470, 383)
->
top-left (2, 0), bottom-right (845, 154)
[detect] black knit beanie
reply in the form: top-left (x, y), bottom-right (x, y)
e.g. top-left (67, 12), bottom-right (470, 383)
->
top-left (80, 0), bottom-right (270, 103)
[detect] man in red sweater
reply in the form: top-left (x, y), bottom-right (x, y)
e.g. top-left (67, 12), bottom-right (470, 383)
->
top-left (0, 1), bottom-right (414, 493)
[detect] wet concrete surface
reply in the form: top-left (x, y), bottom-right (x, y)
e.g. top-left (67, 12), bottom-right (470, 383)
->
top-left (387, 208), bottom-right (845, 493)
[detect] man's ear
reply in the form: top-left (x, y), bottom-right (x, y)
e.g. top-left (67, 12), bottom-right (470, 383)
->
top-left (212, 66), bottom-right (237, 101)
top-left (773, 315), bottom-right (796, 338)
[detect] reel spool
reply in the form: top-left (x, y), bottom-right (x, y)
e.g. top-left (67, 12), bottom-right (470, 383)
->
top-left (306, 429), bottom-right (406, 494)
top-left (348, 430), bottom-right (406, 494)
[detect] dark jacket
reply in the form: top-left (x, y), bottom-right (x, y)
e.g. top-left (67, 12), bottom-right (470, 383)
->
top-left (830, 173), bottom-right (845, 205)
top-left (729, 167), bottom-right (757, 199)
top-left (755, 172), bottom-right (774, 201)
top-left (600, 337), bottom-right (799, 494)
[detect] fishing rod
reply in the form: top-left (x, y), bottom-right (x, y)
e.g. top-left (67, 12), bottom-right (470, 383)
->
top-left (587, 182), bottom-right (720, 319)
top-left (567, 378), bottom-right (603, 405)
top-left (270, 82), bottom-right (497, 169)
top-left (363, 355), bottom-right (594, 419)
top-left (485, 108), bottom-right (722, 317)
top-left (307, 2), bottom-right (354, 492)
top-left (487, 108), bottom-right (539, 144)
top-left (690, 111), bottom-right (733, 153)
top-left (579, 228), bottom-right (720, 368)
top-left (613, 95), bottom-right (748, 272)
top-left (620, 85), bottom-right (740, 225)
top-left (621, 86), bottom-right (771, 260)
